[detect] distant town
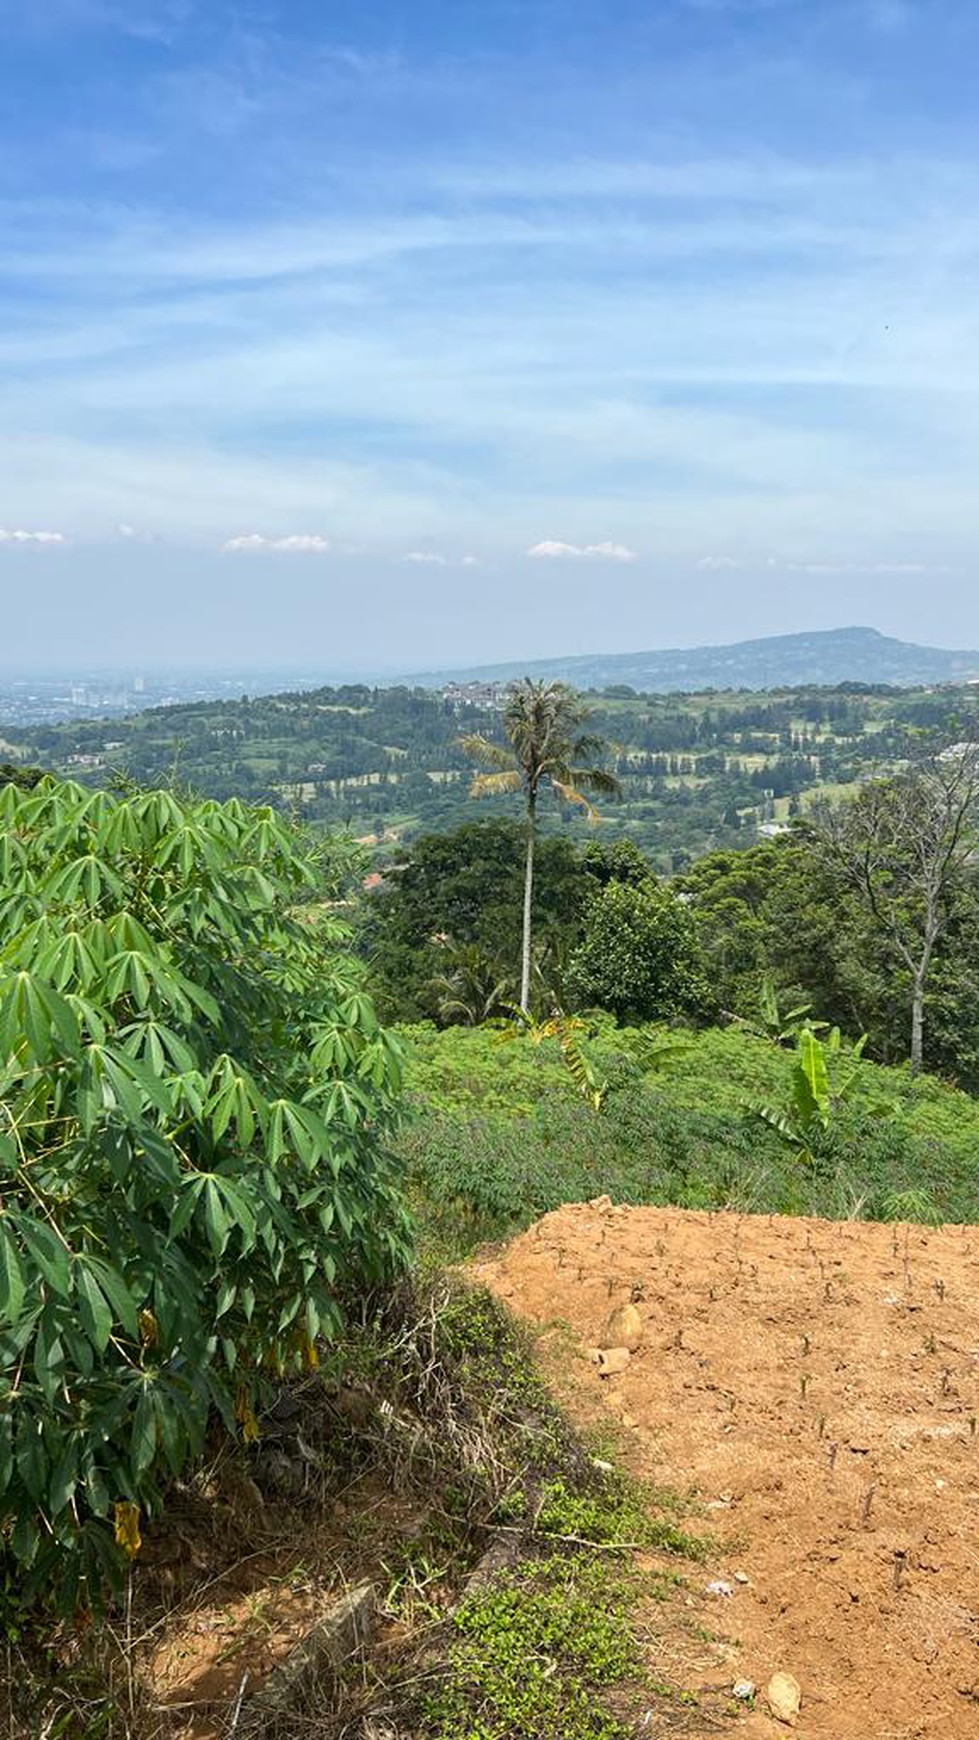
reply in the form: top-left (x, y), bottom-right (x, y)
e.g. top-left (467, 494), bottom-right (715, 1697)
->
top-left (0, 669), bottom-right (330, 728)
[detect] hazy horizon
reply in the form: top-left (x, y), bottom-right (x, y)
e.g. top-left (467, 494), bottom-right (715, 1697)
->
top-left (3, 622), bottom-right (979, 687)
top-left (3, 1), bottom-right (979, 665)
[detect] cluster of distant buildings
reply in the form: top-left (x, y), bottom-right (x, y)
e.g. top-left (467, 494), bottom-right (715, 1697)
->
top-left (441, 680), bottom-right (511, 710)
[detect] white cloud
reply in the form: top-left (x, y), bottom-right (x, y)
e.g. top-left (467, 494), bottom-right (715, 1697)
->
top-left (527, 540), bottom-right (638, 562)
top-left (222, 532), bottom-right (332, 554)
top-left (697, 555), bottom-right (745, 570)
top-left (0, 527), bottom-right (66, 545)
top-left (403, 550), bottom-right (449, 564)
top-left (461, 553), bottom-right (479, 566)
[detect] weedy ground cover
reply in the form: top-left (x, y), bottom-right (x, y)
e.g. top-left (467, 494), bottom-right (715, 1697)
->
top-left (398, 1021), bottom-right (979, 1254)
top-left (2, 1278), bottom-right (717, 1739)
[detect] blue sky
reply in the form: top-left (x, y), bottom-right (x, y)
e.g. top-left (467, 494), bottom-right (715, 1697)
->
top-left (2, 0), bottom-right (979, 668)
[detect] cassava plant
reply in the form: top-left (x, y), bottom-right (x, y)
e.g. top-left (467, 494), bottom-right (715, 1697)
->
top-left (0, 779), bottom-right (410, 1607)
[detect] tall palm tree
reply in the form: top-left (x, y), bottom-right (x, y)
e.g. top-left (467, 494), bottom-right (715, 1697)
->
top-left (461, 680), bottom-right (620, 1016)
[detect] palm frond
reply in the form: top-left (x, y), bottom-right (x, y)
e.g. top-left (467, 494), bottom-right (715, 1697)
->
top-left (470, 769), bottom-right (524, 798)
top-left (573, 765), bottom-right (622, 798)
top-left (458, 733), bottom-right (519, 772)
top-left (551, 778), bottom-right (600, 822)
top-left (572, 732), bottom-right (604, 758)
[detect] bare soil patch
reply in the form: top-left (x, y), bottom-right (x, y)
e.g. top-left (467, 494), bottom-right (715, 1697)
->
top-left (473, 1201), bottom-right (979, 1738)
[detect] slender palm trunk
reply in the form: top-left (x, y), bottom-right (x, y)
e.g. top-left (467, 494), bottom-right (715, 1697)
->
top-left (520, 789), bottom-right (537, 1016)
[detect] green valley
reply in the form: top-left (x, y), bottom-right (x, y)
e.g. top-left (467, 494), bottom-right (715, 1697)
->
top-left (8, 674), bottom-right (979, 870)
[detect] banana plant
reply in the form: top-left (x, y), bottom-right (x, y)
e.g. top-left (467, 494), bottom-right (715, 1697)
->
top-left (755, 1024), bottom-right (867, 1165)
top-left (754, 975), bottom-right (829, 1047)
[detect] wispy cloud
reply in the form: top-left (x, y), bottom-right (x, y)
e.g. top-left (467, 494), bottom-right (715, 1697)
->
top-left (771, 557), bottom-right (952, 575)
top-left (1, 0), bottom-right (977, 664)
top-left (222, 532), bottom-right (332, 554)
top-left (0, 527), bottom-right (66, 545)
top-left (699, 553), bottom-right (953, 574)
top-left (528, 540), bottom-right (638, 562)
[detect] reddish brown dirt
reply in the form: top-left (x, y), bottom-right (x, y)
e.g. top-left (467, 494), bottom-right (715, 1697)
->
top-left (473, 1201), bottom-right (979, 1739)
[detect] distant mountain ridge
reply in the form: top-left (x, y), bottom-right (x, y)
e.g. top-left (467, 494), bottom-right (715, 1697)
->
top-left (408, 626), bottom-right (979, 693)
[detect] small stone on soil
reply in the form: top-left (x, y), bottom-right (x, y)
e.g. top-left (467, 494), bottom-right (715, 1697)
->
top-left (601, 1302), bottom-right (644, 1351)
top-left (766, 1671), bottom-right (802, 1725)
top-left (591, 1345), bottom-right (632, 1375)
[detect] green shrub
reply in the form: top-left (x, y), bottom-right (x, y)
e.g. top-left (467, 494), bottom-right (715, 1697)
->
top-left (0, 779), bottom-right (410, 1605)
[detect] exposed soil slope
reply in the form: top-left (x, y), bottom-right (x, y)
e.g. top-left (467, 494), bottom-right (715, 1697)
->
top-left (474, 1202), bottom-right (979, 1739)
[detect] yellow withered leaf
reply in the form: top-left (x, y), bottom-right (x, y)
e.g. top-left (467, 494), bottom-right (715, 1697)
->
top-left (114, 1501), bottom-right (142, 1559)
top-left (235, 1385), bottom-right (260, 1443)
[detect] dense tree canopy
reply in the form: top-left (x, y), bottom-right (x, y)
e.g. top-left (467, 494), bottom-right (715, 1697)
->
top-left (680, 828), bottom-right (979, 1088)
top-left (360, 819), bottom-right (584, 1022)
top-left (566, 880), bottom-right (709, 1025)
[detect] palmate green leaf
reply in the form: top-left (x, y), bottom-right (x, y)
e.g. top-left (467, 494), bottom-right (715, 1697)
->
top-left (84, 1256), bottom-right (140, 1340)
top-left (265, 1097), bottom-right (329, 1167)
top-left (43, 852), bottom-right (125, 912)
top-left (0, 972), bottom-right (81, 1066)
top-left (104, 912), bottom-right (156, 957)
top-left (75, 1264), bottom-right (114, 1354)
top-left (101, 801), bottom-right (146, 856)
top-left (131, 1389), bottom-right (158, 1477)
top-left (0, 1225), bottom-right (26, 1323)
top-left (48, 1440), bottom-right (78, 1517)
top-left (32, 928), bottom-right (104, 994)
top-left (322, 1079), bottom-right (367, 1131)
top-left (205, 1056), bottom-right (268, 1149)
top-left (20, 1218), bottom-right (72, 1299)
top-left (0, 778), bottom-right (409, 1606)
top-left (118, 1018), bottom-right (197, 1076)
top-left (16, 1413), bottom-right (48, 1505)
top-left (103, 949), bottom-right (153, 1009)
top-left (157, 823), bottom-right (220, 877)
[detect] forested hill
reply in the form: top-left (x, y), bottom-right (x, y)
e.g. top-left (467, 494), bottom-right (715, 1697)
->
top-left (408, 626), bottom-right (979, 692)
top-left (9, 675), bottom-right (979, 871)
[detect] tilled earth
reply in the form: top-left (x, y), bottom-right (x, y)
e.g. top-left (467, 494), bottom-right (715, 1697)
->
top-left (473, 1201), bottom-right (979, 1739)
